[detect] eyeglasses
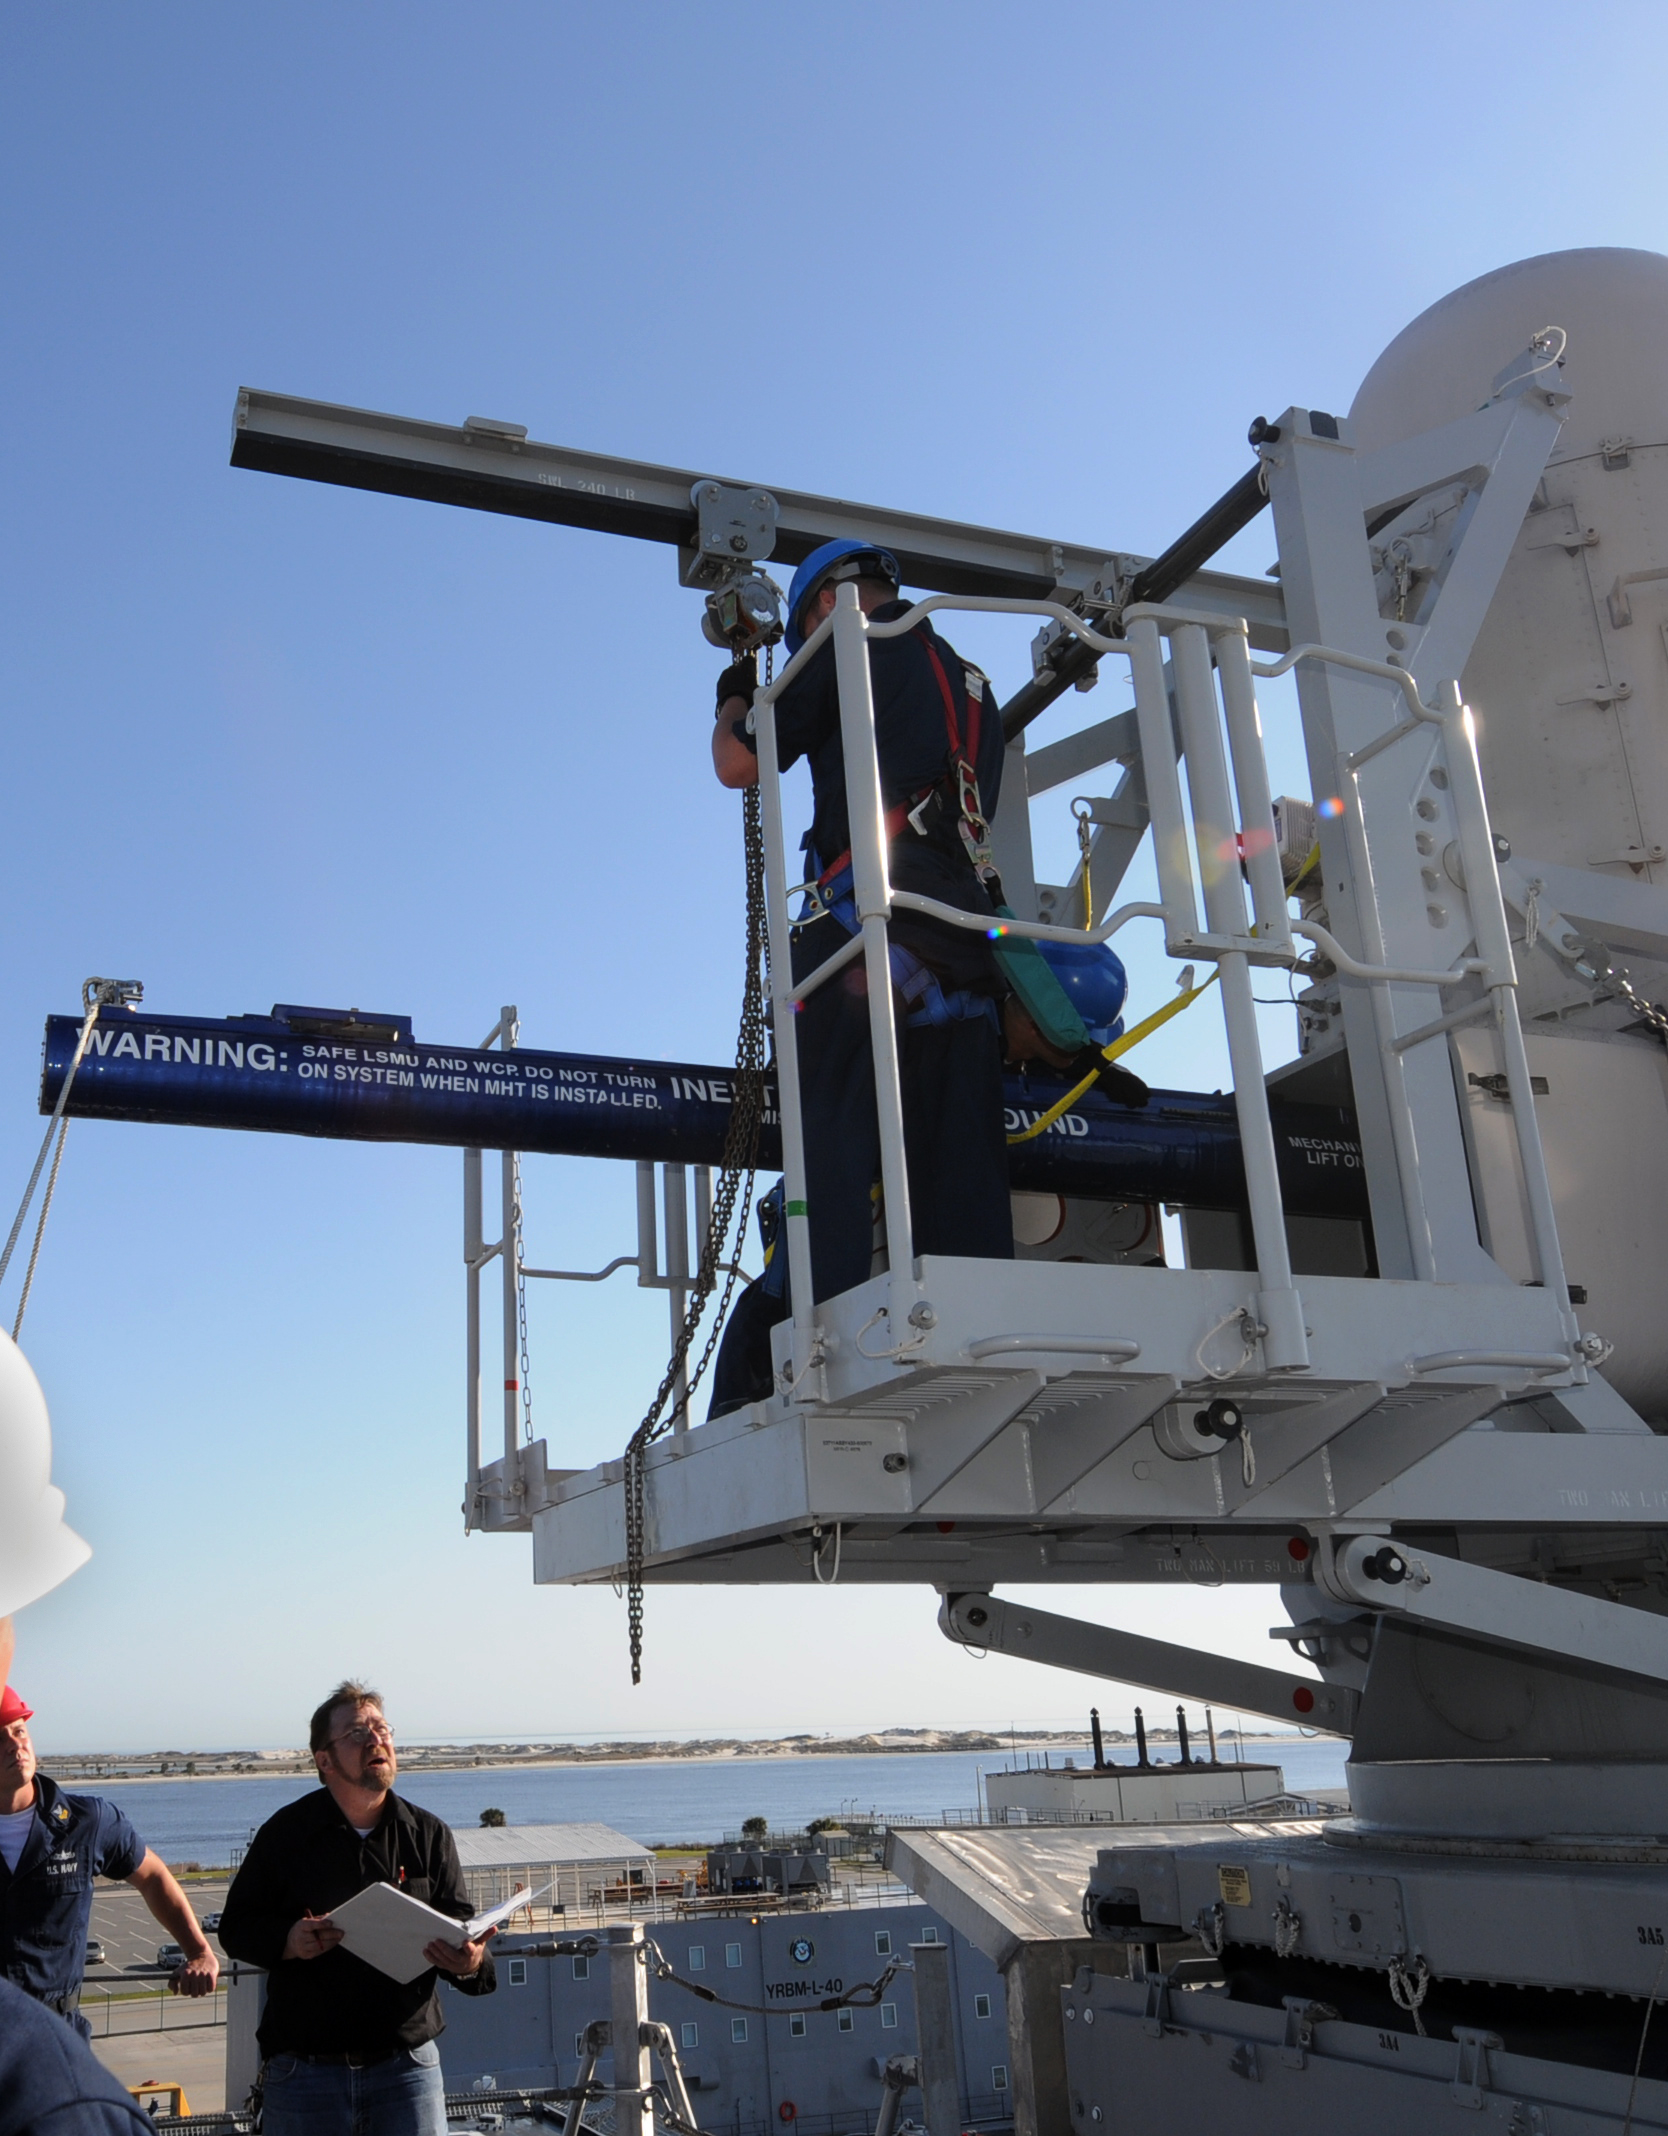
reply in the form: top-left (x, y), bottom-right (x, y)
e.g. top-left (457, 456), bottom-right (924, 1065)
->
top-left (331, 1719), bottom-right (395, 1750)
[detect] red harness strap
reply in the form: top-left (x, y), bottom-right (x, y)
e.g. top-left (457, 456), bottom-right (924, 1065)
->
top-left (814, 626), bottom-right (982, 890)
top-left (917, 632), bottom-right (979, 764)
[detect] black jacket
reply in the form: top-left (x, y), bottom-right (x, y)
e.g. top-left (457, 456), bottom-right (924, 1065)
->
top-left (217, 1786), bottom-right (494, 2056)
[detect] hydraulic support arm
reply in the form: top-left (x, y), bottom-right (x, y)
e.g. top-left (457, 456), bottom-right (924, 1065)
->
top-left (1318, 1536), bottom-right (1668, 1688)
top-left (938, 1592), bottom-right (1357, 1736)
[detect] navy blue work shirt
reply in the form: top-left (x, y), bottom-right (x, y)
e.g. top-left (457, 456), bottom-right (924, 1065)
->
top-left (0, 1976), bottom-right (152, 2134)
top-left (0, 1772), bottom-right (146, 2021)
top-left (736, 599), bottom-right (1009, 988)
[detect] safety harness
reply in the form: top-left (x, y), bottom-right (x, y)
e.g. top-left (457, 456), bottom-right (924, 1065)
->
top-left (801, 627), bottom-right (1000, 1030)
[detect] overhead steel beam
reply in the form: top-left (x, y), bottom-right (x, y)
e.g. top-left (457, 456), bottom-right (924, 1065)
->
top-left (999, 462), bottom-right (1275, 739)
top-left (229, 388), bottom-right (1287, 645)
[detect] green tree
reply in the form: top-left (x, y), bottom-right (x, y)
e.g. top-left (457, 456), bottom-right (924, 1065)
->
top-left (741, 1816), bottom-right (769, 1842)
top-left (480, 1807), bottom-right (507, 1827)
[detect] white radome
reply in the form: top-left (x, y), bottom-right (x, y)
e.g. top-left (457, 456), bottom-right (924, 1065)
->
top-left (1354, 250), bottom-right (1668, 1416)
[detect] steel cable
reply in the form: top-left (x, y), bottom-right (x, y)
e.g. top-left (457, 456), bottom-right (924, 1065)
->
top-left (0, 981), bottom-right (128, 1337)
top-left (639, 1936), bottom-right (907, 2017)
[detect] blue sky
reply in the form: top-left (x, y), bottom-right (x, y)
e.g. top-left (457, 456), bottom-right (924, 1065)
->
top-left (4, 1), bottom-right (1667, 1751)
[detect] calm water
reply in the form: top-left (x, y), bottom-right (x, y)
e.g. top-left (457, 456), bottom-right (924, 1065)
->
top-left (65, 1740), bottom-right (1348, 1862)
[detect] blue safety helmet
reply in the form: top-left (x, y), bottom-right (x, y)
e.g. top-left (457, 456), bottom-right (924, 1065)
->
top-left (1035, 938), bottom-right (1129, 1048)
top-left (785, 539), bottom-right (901, 656)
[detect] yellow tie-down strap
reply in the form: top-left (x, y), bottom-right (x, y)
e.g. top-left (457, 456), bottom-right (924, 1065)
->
top-left (1006, 969), bottom-right (1220, 1146)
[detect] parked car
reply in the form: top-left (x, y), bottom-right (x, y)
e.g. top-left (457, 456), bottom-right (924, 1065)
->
top-left (84, 1939), bottom-right (105, 1968)
top-left (201, 1911), bottom-right (222, 1932)
top-left (155, 1942), bottom-right (184, 1969)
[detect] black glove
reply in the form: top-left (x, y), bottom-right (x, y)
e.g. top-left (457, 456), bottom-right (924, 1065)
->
top-left (1069, 1047), bottom-right (1150, 1109)
top-left (715, 656), bottom-right (758, 712)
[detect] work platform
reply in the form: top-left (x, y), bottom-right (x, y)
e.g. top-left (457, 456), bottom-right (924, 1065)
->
top-left (532, 1253), bottom-right (1634, 1587)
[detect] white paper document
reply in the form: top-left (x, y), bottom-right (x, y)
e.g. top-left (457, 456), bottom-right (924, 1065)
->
top-left (465, 1881), bottom-right (554, 1937)
top-left (328, 1879), bottom-right (552, 1984)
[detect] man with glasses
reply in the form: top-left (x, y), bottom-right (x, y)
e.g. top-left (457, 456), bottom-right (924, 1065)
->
top-left (218, 1679), bottom-right (496, 2133)
top-left (0, 1678), bottom-right (218, 2033)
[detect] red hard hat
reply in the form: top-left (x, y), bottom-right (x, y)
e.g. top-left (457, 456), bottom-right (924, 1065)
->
top-left (0, 1684), bottom-right (33, 1725)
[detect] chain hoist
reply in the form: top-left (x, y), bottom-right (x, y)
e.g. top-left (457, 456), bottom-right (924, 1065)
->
top-left (623, 646), bottom-right (773, 1683)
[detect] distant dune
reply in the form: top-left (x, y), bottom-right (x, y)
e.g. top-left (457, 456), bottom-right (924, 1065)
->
top-left (40, 1721), bottom-right (1276, 1783)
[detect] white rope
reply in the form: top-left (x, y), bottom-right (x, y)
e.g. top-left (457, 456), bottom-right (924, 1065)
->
top-left (12, 1119), bottom-right (70, 1341)
top-left (1622, 1939), bottom-right (1668, 2136)
top-left (1522, 877), bottom-right (1543, 953)
top-left (1387, 1952), bottom-right (1430, 2037)
top-left (811, 1523), bottom-right (843, 1586)
top-left (1193, 1309), bottom-right (1259, 1382)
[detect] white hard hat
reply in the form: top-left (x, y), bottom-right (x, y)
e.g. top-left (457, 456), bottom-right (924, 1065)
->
top-left (0, 1331), bottom-right (90, 1616)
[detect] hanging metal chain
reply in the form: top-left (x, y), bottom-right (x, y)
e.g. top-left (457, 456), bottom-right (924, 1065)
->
top-left (1602, 956), bottom-right (1668, 1045)
top-left (624, 666), bottom-right (772, 1682)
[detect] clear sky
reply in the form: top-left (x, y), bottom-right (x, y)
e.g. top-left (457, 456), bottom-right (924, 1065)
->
top-left (4, 1), bottom-right (1667, 1751)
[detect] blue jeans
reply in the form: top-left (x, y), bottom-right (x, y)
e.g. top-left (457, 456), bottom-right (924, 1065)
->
top-left (260, 2040), bottom-right (446, 2136)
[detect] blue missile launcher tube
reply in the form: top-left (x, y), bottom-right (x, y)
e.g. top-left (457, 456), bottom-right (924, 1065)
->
top-left (38, 1007), bottom-right (1368, 1220)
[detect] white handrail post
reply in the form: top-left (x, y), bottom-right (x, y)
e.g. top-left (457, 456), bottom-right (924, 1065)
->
top-left (1339, 764), bottom-right (1440, 1282)
top-left (498, 1008), bottom-right (521, 1477)
top-left (633, 1160), bottom-right (659, 1287)
top-left (663, 1162), bottom-right (690, 1431)
top-left (1213, 624), bottom-right (1294, 956)
top-left (1439, 681), bottom-right (1575, 1330)
top-left (751, 687), bottom-right (819, 1390)
top-left (463, 1147), bottom-right (483, 1531)
top-left (832, 582), bottom-right (917, 1318)
top-left (1171, 624), bottom-right (1307, 1370)
top-left (1126, 615), bottom-right (1201, 947)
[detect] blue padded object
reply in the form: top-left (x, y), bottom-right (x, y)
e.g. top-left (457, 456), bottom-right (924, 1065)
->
top-left (1035, 937), bottom-right (1129, 1047)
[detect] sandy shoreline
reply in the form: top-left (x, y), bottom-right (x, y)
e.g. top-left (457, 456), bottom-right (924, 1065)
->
top-left (49, 1730), bottom-right (1285, 1785)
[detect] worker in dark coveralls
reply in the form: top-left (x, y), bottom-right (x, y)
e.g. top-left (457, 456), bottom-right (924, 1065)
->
top-left (218, 1680), bottom-right (496, 2136)
top-left (711, 539), bottom-right (1015, 1302)
top-left (0, 1680), bottom-right (218, 2033)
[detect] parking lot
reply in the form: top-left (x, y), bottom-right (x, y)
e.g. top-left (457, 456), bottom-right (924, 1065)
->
top-left (77, 1880), bottom-right (235, 2110)
top-left (86, 1876), bottom-right (231, 1976)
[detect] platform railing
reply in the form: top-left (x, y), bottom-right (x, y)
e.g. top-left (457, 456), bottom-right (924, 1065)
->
top-left (747, 587), bottom-right (1579, 1400)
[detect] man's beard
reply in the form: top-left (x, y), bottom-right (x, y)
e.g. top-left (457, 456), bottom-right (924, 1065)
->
top-left (357, 1751), bottom-right (395, 1787)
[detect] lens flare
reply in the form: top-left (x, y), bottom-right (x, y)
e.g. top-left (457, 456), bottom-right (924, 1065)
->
top-left (1318, 796), bottom-right (1345, 818)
